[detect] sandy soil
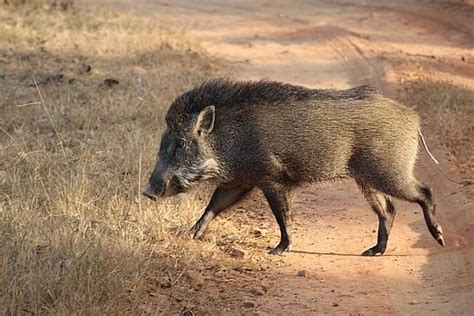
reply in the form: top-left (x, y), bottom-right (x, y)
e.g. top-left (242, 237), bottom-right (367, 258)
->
top-left (79, 0), bottom-right (474, 314)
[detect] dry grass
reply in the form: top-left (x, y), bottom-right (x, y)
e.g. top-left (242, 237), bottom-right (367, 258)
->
top-left (395, 66), bottom-right (474, 180)
top-left (0, 5), bottom-right (273, 314)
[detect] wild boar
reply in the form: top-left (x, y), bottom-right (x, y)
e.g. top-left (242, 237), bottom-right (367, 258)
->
top-left (143, 78), bottom-right (444, 256)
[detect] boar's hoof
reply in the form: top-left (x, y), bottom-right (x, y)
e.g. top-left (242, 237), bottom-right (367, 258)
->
top-left (361, 245), bottom-right (386, 256)
top-left (431, 225), bottom-right (445, 247)
top-left (189, 223), bottom-right (204, 239)
top-left (269, 242), bottom-right (291, 255)
top-left (436, 234), bottom-right (446, 247)
top-left (142, 191), bottom-right (157, 201)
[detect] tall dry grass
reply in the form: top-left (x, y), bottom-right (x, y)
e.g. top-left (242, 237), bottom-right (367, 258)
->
top-left (0, 5), bottom-right (271, 314)
top-left (396, 71), bottom-right (473, 180)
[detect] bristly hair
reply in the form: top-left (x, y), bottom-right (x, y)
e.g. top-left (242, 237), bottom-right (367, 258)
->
top-left (165, 77), bottom-right (376, 128)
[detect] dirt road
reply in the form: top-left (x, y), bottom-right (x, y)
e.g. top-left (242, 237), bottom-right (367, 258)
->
top-left (80, 0), bottom-right (474, 314)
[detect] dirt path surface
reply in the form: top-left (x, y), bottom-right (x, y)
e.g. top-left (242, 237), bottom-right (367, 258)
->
top-left (80, 1), bottom-right (474, 314)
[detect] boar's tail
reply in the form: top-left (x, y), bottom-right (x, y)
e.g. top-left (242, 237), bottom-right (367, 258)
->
top-left (418, 131), bottom-right (473, 186)
top-left (418, 131), bottom-right (439, 165)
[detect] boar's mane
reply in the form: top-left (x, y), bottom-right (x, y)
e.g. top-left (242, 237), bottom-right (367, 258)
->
top-left (165, 78), bottom-right (376, 128)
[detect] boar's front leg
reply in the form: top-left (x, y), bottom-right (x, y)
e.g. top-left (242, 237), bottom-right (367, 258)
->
top-left (191, 183), bottom-right (253, 239)
top-left (262, 185), bottom-right (291, 255)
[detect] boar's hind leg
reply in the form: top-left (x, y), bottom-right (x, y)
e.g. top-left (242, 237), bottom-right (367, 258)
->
top-left (357, 180), bottom-right (396, 256)
top-left (262, 185), bottom-right (291, 255)
top-left (397, 182), bottom-right (445, 247)
top-left (191, 184), bottom-right (253, 239)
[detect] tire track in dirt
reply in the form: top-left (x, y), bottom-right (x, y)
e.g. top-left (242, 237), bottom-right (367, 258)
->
top-left (327, 36), bottom-right (385, 91)
top-left (323, 0), bottom-right (474, 46)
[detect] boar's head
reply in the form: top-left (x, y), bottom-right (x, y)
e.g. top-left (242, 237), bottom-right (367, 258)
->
top-left (142, 105), bottom-right (219, 200)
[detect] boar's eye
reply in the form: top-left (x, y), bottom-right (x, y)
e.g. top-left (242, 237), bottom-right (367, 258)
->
top-left (176, 138), bottom-right (185, 149)
top-left (174, 138), bottom-right (186, 155)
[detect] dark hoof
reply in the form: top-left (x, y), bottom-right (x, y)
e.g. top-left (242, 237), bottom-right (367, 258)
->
top-left (189, 224), bottom-right (204, 239)
top-left (361, 245), bottom-right (385, 256)
top-left (436, 233), bottom-right (446, 247)
top-left (141, 191), bottom-right (157, 201)
top-left (433, 225), bottom-right (445, 247)
top-left (268, 243), bottom-right (290, 255)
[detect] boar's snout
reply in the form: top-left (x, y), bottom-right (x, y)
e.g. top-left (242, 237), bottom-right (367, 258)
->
top-left (142, 179), bottom-right (165, 201)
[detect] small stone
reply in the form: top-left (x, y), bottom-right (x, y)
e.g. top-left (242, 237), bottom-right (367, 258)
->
top-left (337, 294), bottom-right (355, 298)
top-left (79, 63), bottom-right (92, 73)
top-left (253, 228), bottom-right (268, 237)
top-left (103, 78), bottom-right (119, 87)
top-left (242, 301), bottom-right (255, 308)
top-left (332, 302), bottom-right (339, 307)
top-left (297, 270), bottom-right (309, 277)
top-left (251, 287), bottom-right (264, 296)
top-left (228, 247), bottom-right (245, 258)
top-left (409, 300), bottom-right (418, 305)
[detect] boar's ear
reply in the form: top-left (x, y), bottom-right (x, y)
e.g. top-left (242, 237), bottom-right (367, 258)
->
top-left (195, 105), bottom-right (215, 135)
